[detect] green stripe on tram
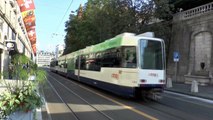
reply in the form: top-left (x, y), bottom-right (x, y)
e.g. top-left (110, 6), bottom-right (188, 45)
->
top-left (92, 36), bottom-right (122, 53)
top-left (71, 36), bottom-right (122, 56)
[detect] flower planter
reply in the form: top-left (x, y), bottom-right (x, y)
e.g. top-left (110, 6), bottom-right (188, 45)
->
top-left (8, 110), bottom-right (33, 120)
top-left (0, 54), bottom-right (46, 120)
top-left (0, 80), bottom-right (43, 120)
top-left (8, 108), bottom-right (42, 120)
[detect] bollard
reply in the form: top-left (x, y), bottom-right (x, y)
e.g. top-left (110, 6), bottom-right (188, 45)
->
top-left (191, 80), bottom-right (198, 93)
top-left (166, 78), bottom-right (173, 88)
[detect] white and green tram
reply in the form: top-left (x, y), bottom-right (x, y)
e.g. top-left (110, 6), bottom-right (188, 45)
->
top-left (50, 32), bottom-right (166, 98)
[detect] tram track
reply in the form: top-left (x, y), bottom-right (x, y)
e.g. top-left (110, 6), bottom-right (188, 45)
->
top-left (46, 79), bottom-right (79, 120)
top-left (136, 100), bottom-right (194, 120)
top-left (45, 70), bottom-right (212, 120)
top-left (46, 70), bottom-right (159, 120)
top-left (46, 72), bottom-right (114, 120)
top-left (47, 70), bottom-right (185, 120)
top-left (49, 73), bottom-right (185, 120)
top-left (132, 93), bottom-right (209, 120)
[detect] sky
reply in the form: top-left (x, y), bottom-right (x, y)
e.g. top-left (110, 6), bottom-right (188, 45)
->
top-left (34, 0), bottom-right (87, 52)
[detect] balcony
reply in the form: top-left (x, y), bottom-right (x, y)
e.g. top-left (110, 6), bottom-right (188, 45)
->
top-left (173, 2), bottom-right (213, 22)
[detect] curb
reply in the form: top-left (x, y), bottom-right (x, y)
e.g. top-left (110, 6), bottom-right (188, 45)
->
top-left (165, 89), bottom-right (213, 101)
top-left (39, 87), bottom-right (52, 120)
top-left (35, 108), bottom-right (42, 120)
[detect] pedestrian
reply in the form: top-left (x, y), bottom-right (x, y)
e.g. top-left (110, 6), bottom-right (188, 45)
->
top-left (9, 63), bottom-right (14, 79)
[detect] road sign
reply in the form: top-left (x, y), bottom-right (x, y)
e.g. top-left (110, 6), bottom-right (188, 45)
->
top-left (173, 51), bottom-right (179, 82)
top-left (173, 51), bottom-right (179, 62)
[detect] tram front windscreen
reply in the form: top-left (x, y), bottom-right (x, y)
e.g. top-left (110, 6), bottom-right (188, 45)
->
top-left (140, 40), bottom-right (164, 70)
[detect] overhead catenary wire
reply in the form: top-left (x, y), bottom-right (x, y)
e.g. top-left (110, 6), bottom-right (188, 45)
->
top-left (50, 0), bottom-right (74, 48)
top-left (55, 0), bottom-right (74, 33)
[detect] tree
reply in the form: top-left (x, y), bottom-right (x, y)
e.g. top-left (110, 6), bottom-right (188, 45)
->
top-left (140, 0), bottom-right (174, 62)
top-left (64, 0), bottom-right (174, 62)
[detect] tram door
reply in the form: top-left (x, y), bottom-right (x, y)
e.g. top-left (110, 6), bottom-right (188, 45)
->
top-left (77, 56), bottom-right (81, 81)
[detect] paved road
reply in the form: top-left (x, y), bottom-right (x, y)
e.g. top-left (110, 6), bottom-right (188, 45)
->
top-left (41, 70), bottom-right (213, 120)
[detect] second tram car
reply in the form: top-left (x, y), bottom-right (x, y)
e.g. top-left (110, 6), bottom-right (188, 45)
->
top-left (50, 32), bottom-right (166, 98)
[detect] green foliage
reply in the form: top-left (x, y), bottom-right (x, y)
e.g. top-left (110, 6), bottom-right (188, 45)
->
top-left (35, 69), bottom-right (47, 85)
top-left (12, 54), bottom-right (29, 65)
top-left (63, 0), bottom-right (174, 64)
top-left (0, 84), bottom-right (43, 118)
top-left (0, 54), bottom-right (46, 119)
top-left (154, 0), bottom-right (174, 20)
top-left (64, 0), bottom-right (174, 58)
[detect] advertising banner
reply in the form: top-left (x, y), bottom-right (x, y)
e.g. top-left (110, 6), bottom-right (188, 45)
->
top-left (17, 0), bottom-right (36, 55)
top-left (22, 10), bottom-right (36, 31)
top-left (17, 0), bottom-right (35, 12)
top-left (27, 28), bottom-right (36, 44)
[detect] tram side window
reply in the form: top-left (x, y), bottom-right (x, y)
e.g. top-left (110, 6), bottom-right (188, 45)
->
top-left (75, 56), bottom-right (86, 70)
top-left (75, 57), bottom-right (79, 69)
top-left (80, 58), bottom-right (86, 70)
top-left (59, 60), bottom-right (65, 68)
top-left (80, 48), bottom-right (122, 71)
top-left (102, 52), bottom-right (113, 67)
top-left (122, 47), bottom-right (137, 68)
top-left (58, 60), bottom-right (61, 67)
top-left (85, 58), bottom-right (100, 71)
top-left (50, 61), bottom-right (58, 67)
top-left (64, 63), bottom-right (67, 68)
top-left (112, 49), bottom-right (122, 67)
top-left (101, 48), bottom-right (121, 68)
top-left (74, 48), bottom-right (122, 71)
top-left (81, 57), bottom-right (86, 70)
top-left (84, 53), bottom-right (101, 71)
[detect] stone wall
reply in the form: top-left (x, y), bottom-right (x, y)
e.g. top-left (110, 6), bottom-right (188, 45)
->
top-left (168, 2), bottom-right (213, 84)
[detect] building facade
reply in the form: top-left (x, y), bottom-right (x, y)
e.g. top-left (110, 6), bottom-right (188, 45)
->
top-left (55, 44), bottom-right (65, 60)
top-left (36, 51), bottom-right (54, 67)
top-left (167, 1), bottom-right (213, 85)
top-left (0, 0), bottom-right (34, 73)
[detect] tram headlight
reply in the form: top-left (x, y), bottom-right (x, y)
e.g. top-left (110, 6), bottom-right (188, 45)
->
top-left (140, 79), bottom-right (147, 83)
top-left (159, 79), bottom-right (165, 83)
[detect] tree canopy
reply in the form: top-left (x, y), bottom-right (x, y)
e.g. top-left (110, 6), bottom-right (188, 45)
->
top-left (63, 0), bottom-right (173, 55)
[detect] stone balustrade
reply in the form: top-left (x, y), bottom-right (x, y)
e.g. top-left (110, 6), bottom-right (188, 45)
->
top-left (174, 2), bottom-right (213, 21)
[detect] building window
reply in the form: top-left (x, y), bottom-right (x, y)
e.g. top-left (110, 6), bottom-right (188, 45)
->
top-left (12, 32), bottom-right (16, 40)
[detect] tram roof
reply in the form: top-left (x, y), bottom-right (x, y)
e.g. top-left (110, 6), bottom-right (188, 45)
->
top-left (64, 32), bottom-right (163, 58)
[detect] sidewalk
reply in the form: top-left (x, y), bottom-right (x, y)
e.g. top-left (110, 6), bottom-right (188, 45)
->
top-left (165, 83), bottom-right (213, 100)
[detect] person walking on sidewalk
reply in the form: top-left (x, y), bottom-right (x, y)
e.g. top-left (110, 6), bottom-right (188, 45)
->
top-left (8, 63), bottom-right (14, 79)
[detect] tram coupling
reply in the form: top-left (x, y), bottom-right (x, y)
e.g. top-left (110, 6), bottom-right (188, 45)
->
top-left (145, 88), bottom-right (163, 101)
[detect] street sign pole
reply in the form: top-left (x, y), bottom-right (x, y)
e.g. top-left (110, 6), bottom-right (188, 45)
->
top-left (175, 61), bottom-right (177, 82)
top-left (173, 51), bottom-right (179, 83)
